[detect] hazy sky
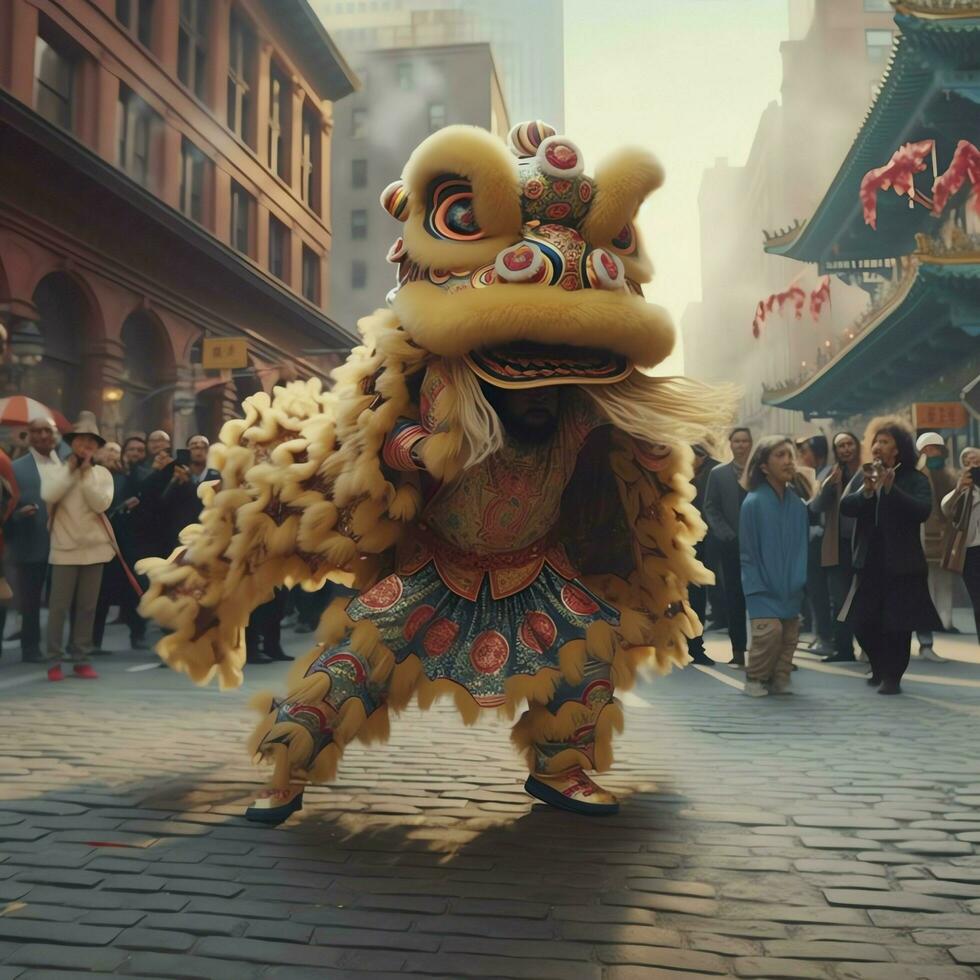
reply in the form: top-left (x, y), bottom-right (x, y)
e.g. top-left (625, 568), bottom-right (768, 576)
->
top-left (564, 0), bottom-right (790, 373)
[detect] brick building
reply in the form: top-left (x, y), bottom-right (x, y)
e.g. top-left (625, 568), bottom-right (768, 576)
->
top-left (0, 0), bottom-right (357, 443)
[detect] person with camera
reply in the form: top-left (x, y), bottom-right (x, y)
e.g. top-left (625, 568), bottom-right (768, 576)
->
top-left (159, 435), bottom-right (221, 554)
top-left (840, 418), bottom-right (941, 695)
top-left (42, 412), bottom-right (115, 681)
top-left (941, 447), bottom-right (980, 641)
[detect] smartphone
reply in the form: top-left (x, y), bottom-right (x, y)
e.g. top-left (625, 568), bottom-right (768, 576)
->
top-left (862, 462), bottom-right (875, 475)
top-left (175, 449), bottom-right (192, 467)
top-left (971, 466), bottom-right (980, 484)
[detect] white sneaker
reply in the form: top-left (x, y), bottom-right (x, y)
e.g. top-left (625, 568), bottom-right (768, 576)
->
top-left (743, 680), bottom-right (769, 698)
top-left (770, 681), bottom-right (794, 695)
top-left (918, 646), bottom-right (947, 663)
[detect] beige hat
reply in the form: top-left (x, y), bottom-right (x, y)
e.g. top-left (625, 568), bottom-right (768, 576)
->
top-left (65, 410), bottom-right (106, 448)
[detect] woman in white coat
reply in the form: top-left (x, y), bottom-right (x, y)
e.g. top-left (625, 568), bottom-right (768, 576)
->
top-left (42, 412), bottom-right (114, 681)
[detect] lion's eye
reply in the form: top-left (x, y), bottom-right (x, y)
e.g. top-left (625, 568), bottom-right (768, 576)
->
top-left (425, 175), bottom-right (485, 241)
top-left (610, 222), bottom-right (637, 256)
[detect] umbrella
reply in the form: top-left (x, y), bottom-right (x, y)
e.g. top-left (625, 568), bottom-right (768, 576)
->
top-left (0, 396), bottom-right (71, 432)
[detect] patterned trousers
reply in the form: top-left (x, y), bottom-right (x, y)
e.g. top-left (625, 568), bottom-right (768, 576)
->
top-left (258, 638), bottom-right (617, 782)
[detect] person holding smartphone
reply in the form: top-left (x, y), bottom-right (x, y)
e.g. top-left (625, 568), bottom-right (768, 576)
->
top-left (941, 447), bottom-right (980, 641)
top-left (41, 412), bottom-right (115, 681)
top-left (839, 417), bottom-right (941, 694)
top-left (160, 435), bottom-right (221, 554)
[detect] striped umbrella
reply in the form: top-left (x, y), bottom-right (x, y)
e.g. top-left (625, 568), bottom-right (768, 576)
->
top-left (0, 396), bottom-right (71, 432)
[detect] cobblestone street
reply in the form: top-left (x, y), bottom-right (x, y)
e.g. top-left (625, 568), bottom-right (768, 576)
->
top-left (0, 629), bottom-right (979, 979)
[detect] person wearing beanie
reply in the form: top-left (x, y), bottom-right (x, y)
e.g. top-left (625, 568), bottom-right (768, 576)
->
top-left (42, 412), bottom-right (114, 681)
top-left (915, 431), bottom-right (958, 661)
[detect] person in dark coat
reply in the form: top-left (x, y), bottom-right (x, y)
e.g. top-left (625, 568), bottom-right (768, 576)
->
top-left (797, 435), bottom-right (833, 652)
top-left (687, 443), bottom-right (719, 665)
top-left (5, 417), bottom-right (60, 661)
top-left (159, 435), bottom-right (221, 553)
top-left (841, 417), bottom-right (941, 695)
top-left (809, 431), bottom-right (863, 662)
top-left (703, 427), bottom-right (753, 666)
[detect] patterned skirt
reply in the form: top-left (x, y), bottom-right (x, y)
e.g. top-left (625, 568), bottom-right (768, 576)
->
top-left (346, 563), bottom-right (620, 707)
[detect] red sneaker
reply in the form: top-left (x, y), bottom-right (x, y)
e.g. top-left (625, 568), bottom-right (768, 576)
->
top-left (73, 664), bottom-right (99, 680)
top-left (47, 664), bottom-right (64, 682)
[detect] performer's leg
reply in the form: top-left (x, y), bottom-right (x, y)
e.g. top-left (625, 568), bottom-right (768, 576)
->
top-left (245, 640), bottom-right (395, 824)
top-left (512, 653), bottom-right (622, 816)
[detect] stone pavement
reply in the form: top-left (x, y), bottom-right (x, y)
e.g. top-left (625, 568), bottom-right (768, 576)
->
top-left (0, 627), bottom-right (979, 978)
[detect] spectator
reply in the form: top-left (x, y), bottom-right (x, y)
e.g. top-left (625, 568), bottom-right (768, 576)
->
top-left (796, 435), bottom-right (834, 654)
top-left (914, 431), bottom-right (958, 661)
top-left (704, 427), bottom-right (753, 667)
top-left (121, 436), bottom-right (146, 472)
top-left (246, 589), bottom-right (293, 664)
top-left (0, 447), bottom-right (20, 649)
top-left (810, 431), bottom-right (864, 662)
top-left (92, 441), bottom-right (146, 652)
top-left (42, 412), bottom-right (115, 681)
top-left (10, 430), bottom-right (29, 460)
top-left (941, 446), bottom-right (980, 641)
top-left (6, 417), bottom-right (60, 662)
top-left (739, 437), bottom-right (809, 698)
top-left (687, 443), bottom-right (719, 666)
top-left (127, 430), bottom-right (173, 564)
top-left (160, 435), bottom-right (220, 553)
top-left (841, 417), bottom-right (941, 695)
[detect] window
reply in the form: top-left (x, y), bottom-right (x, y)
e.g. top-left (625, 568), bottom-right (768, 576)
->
top-left (178, 0), bottom-right (208, 99)
top-left (230, 181), bottom-right (253, 255)
top-left (351, 260), bottom-right (367, 289)
top-left (301, 109), bottom-right (319, 209)
top-left (269, 66), bottom-right (289, 179)
top-left (269, 216), bottom-right (288, 281)
top-left (863, 0), bottom-right (891, 10)
top-left (352, 107), bottom-right (367, 139)
top-left (351, 209), bottom-right (368, 239)
top-left (116, 0), bottom-right (153, 47)
top-left (302, 246), bottom-right (320, 304)
top-left (352, 158), bottom-right (367, 188)
top-left (227, 10), bottom-right (256, 146)
top-left (396, 62), bottom-right (413, 90)
top-left (33, 35), bottom-right (74, 131)
top-left (865, 29), bottom-right (894, 61)
top-left (180, 137), bottom-right (206, 223)
top-left (117, 85), bottom-right (161, 188)
top-left (428, 102), bottom-right (446, 133)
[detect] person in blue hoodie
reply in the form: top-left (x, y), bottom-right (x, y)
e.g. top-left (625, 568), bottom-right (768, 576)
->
top-left (739, 436), bottom-right (809, 697)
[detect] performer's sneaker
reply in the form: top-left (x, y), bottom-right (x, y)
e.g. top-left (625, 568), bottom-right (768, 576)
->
top-left (524, 767), bottom-right (619, 816)
top-left (244, 784), bottom-right (304, 825)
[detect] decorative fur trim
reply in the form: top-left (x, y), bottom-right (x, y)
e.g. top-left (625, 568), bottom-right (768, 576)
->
top-left (393, 281), bottom-right (675, 369)
top-left (583, 147), bottom-right (665, 244)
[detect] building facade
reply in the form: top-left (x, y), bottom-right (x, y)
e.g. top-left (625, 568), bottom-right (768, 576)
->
top-left (313, 0), bottom-right (564, 130)
top-left (684, 0), bottom-right (898, 437)
top-left (0, 0), bottom-right (356, 444)
top-left (328, 41), bottom-right (508, 331)
top-left (760, 0), bottom-right (980, 453)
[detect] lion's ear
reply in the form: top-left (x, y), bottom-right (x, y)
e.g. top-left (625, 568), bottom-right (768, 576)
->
top-left (581, 148), bottom-right (664, 284)
top-left (393, 125), bottom-right (522, 270)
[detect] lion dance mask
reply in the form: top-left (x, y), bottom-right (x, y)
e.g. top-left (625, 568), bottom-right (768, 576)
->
top-left (139, 121), bottom-right (732, 823)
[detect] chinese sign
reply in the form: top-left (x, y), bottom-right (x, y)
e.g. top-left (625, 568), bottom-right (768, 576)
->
top-left (202, 338), bottom-right (249, 370)
top-left (912, 402), bottom-right (968, 430)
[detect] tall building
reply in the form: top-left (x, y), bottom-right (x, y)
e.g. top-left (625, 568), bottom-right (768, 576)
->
top-left (685, 0), bottom-right (897, 435)
top-left (328, 41), bottom-right (509, 331)
top-left (0, 0), bottom-right (356, 443)
top-left (313, 0), bottom-right (564, 129)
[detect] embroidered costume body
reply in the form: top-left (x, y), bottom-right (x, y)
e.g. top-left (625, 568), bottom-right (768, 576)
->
top-left (138, 120), bottom-right (731, 822)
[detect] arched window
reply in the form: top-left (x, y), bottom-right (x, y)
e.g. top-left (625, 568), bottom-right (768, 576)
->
top-left (29, 272), bottom-right (86, 416)
top-left (120, 310), bottom-right (171, 433)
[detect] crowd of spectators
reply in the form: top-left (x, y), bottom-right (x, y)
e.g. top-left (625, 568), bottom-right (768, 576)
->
top-left (688, 419), bottom-right (979, 697)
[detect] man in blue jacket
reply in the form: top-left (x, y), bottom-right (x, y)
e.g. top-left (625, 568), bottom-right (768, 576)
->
top-left (739, 436), bottom-right (809, 697)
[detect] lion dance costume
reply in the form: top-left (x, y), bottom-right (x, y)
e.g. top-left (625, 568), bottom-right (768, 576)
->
top-left (139, 121), bottom-right (731, 824)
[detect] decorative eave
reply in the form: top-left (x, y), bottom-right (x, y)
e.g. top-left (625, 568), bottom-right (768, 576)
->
top-left (762, 252), bottom-right (980, 417)
top-left (762, 218), bottom-right (807, 250)
top-left (764, 7), bottom-right (980, 265)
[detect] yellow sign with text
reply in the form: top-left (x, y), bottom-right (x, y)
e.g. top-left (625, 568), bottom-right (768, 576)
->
top-left (912, 402), bottom-right (968, 430)
top-left (202, 337), bottom-right (249, 370)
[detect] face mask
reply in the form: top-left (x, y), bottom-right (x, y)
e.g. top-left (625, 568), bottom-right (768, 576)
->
top-left (926, 456), bottom-right (945, 470)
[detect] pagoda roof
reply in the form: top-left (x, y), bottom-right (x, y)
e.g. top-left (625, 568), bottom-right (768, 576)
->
top-left (764, 3), bottom-right (980, 266)
top-left (761, 251), bottom-right (980, 418)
